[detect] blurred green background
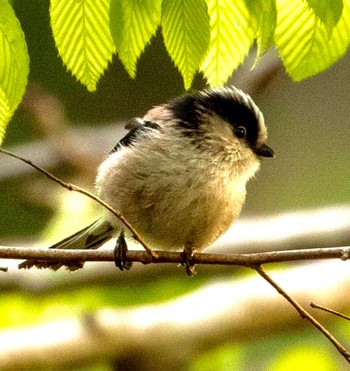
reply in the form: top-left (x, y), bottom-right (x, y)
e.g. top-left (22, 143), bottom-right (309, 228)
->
top-left (1, 1), bottom-right (350, 370)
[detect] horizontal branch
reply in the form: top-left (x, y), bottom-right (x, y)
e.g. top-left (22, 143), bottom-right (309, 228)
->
top-left (0, 206), bottom-right (349, 292)
top-left (1, 245), bottom-right (350, 270)
top-left (2, 138), bottom-right (350, 271)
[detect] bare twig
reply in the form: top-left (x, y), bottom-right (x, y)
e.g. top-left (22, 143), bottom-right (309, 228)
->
top-left (253, 265), bottom-right (350, 363)
top-left (311, 302), bottom-right (350, 321)
top-left (0, 245), bottom-right (350, 268)
top-left (0, 147), bottom-right (157, 259)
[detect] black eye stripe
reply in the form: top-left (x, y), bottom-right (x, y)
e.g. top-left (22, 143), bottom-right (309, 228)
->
top-left (166, 87), bottom-right (262, 149)
top-left (198, 93), bottom-right (259, 147)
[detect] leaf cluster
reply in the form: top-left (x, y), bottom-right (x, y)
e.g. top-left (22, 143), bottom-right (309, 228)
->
top-left (1, 0), bottom-right (350, 142)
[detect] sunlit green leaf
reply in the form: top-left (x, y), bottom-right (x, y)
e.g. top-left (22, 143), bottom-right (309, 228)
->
top-left (50, 0), bottom-right (116, 92)
top-left (110, 0), bottom-right (161, 78)
top-left (0, 87), bottom-right (10, 139)
top-left (275, 0), bottom-right (350, 82)
top-left (162, 0), bottom-right (210, 89)
top-left (245, 0), bottom-right (277, 59)
top-left (0, 0), bottom-right (29, 143)
top-left (307, 0), bottom-right (343, 35)
top-left (201, 0), bottom-right (255, 87)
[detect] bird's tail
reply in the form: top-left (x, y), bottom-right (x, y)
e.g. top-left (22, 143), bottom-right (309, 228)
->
top-left (18, 218), bottom-right (117, 271)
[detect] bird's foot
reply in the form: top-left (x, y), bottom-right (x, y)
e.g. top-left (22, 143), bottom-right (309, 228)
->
top-left (114, 231), bottom-right (133, 271)
top-left (182, 247), bottom-right (197, 276)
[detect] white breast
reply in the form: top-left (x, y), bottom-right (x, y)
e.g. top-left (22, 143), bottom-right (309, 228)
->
top-left (95, 128), bottom-right (259, 251)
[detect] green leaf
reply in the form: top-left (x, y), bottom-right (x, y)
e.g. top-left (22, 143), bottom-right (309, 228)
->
top-left (245, 0), bottom-right (277, 59)
top-left (275, 0), bottom-right (350, 82)
top-left (0, 87), bottom-right (10, 140)
top-left (50, 0), bottom-right (116, 92)
top-left (110, 0), bottom-right (162, 78)
top-left (162, 0), bottom-right (210, 89)
top-left (0, 0), bottom-right (29, 143)
top-left (307, 0), bottom-right (343, 35)
top-left (201, 0), bottom-right (255, 87)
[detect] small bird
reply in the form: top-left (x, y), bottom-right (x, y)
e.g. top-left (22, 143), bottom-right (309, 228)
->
top-left (19, 86), bottom-right (274, 274)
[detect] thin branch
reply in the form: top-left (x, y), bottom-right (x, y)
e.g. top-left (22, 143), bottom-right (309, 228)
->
top-left (1, 245), bottom-right (350, 268)
top-left (253, 265), bottom-right (350, 363)
top-left (0, 147), bottom-right (157, 259)
top-left (311, 302), bottom-right (350, 321)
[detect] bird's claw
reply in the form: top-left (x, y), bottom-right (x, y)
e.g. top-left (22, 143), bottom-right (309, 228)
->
top-left (114, 231), bottom-right (133, 271)
top-left (182, 248), bottom-right (197, 276)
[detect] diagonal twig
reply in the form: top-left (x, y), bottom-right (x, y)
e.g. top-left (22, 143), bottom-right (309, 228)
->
top-left (0, 147), bottom-right (157, 259)
top-left (311, 302), bottom-right (350, 321)
top-left (253, 265), bottom-right (350, 364)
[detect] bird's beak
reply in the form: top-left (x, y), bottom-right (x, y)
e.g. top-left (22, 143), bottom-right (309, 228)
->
top-left (254, 144), bottom-right (274, 158)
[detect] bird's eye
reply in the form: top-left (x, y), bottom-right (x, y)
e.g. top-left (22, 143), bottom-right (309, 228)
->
top-left (235, 126), bottom-right (247, 139)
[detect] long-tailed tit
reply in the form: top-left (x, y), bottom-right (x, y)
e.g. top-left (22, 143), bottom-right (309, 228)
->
top-left (19, 86), bottom-right (274, 274)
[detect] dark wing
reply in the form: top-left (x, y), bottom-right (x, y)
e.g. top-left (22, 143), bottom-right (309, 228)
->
top-left (111, 118), bottom-right (161, 153)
